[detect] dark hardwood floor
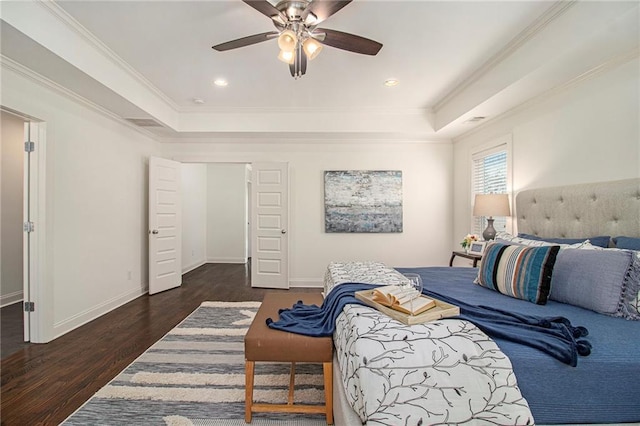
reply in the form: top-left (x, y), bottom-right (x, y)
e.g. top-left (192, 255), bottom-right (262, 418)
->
top-left (1, 303), bottom-right (29, 359)
top-left (1, 263), bottom-right (320, 425)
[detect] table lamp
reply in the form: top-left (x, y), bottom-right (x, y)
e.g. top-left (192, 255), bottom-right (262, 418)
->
top-left (473, 193), bottom-right (511, 240)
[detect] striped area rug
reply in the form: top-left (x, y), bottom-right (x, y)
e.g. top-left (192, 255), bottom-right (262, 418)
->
top-left (63, 301), bottom-right (329, 426)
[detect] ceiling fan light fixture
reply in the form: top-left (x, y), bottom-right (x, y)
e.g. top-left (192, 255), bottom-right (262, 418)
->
top-left (212, 0), bottom-right (383, 79)
top-left (302, 38), bottom-right (322, 60)
top-left (278, 49), bottom-right (295, 64)
top-left (278, 29), bottom-right (297, 52)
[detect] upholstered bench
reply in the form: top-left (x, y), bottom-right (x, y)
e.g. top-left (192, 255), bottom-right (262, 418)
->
top-left (244, 292), bottom-right (333, 424)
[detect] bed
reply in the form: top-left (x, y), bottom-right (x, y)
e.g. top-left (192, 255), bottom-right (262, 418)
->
top-left (326, 178), bottom-right (640, 426)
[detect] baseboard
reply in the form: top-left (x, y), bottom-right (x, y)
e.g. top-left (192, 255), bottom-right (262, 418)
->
top-left (289, 279), bottom-right (323, 288)
top-left (206, 257), bottom-right (247, 264)
top-left (182, 260), bottom-right (206, 274)
top-left (0, 290), bottom-right (24, 308)
top-left (52, 285), bottom-right (147, 341)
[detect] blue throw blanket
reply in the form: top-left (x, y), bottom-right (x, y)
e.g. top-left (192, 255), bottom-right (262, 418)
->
top-left (266, 283), bottom-right (591, 366)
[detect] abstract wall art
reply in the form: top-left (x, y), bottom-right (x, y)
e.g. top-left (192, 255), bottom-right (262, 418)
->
top-left (324, 170), bottom-right (403, 233)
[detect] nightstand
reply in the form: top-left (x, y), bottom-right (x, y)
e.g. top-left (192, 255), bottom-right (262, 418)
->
top-left (449, 251), bottom-right (482, 267)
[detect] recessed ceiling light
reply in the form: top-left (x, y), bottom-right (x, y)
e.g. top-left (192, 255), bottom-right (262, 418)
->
top-left (384, 79), bottom-right (399, 87)
top-left (213, 78), bottom-right (228, 87)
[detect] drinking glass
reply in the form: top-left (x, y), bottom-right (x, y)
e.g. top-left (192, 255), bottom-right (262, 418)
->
top-left (403, 273), bottom-right (423, 315)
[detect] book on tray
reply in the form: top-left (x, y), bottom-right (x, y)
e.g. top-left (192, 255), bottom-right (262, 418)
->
top-left (371, 285), bottom-right (436, 315)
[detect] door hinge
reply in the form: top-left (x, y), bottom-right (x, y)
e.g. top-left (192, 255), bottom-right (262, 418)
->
top-left (23, 221), bottom-right (35, 233)
top-left (24, 301), bottom-right (35, 312)
top-left (24, 141), bottom-right (35, 152)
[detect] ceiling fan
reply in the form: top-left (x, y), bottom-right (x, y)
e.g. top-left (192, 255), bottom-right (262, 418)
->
top-left (212, 0), bottom-right (383, 79)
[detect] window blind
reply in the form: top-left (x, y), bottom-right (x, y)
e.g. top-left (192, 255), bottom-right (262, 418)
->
top-left (471, 147), bottom-right (508, 236)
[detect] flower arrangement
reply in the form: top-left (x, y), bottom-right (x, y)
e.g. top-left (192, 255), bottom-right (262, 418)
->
top-left (461, 234), bottom-right (480, 250)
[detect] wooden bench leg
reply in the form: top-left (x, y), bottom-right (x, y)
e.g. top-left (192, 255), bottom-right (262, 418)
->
top-left (245, 360), bottom-right (254, 423)
top-left (246, 360), bottom-right (333, 424)
top-left (323, 361), bottom-right (333, 424)
top-left (288, 362), bottom-right (296, 405)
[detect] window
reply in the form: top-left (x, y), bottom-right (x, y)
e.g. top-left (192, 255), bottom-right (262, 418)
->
top-left (471, 143), bottom-right (509, 236)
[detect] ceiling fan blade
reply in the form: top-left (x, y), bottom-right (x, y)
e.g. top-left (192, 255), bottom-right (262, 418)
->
top-left (303, 1), bottom-right (352, 25)
top-left (242, 0), bottom-right (285, 22)
top-left (315, 28), bottom-right (382, 55)
top-left (212, 31), bottom-right (278, 51)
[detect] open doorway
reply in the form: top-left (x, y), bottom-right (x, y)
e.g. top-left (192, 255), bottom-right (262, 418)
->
top-left (180, 163), bottom-right (251, 274)
top-left (1, 110), bottom-right (27, 357)
top-left (166, 158), bottom-right (289, 288)
top-left (176, 161), bottom-right (289, 289)
top-left (1, 107), bottom-right (45, 352)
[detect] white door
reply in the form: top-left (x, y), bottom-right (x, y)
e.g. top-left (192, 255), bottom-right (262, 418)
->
top-left (22, 121), bottom-right (34, 341)
top-left (149, 157), bottom-right (182, 295)
top-left (246, 181), bottom-right (252, 259)
top-left (13, 116), bottom-right (46, 343)
top-left (20, 119), bottom-right (45, 342)
top-left (251, 162), bottom-right (289, 288)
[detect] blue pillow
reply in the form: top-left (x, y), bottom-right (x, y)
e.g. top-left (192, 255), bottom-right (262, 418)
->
top-left (613, 236), bottom-right (640, 251)
top-left (550, 248), bottom-right (640, 320)
top-left (476, 242), bottom-right (560, 304)
top-left (517, 233), bottom-right (611, 248)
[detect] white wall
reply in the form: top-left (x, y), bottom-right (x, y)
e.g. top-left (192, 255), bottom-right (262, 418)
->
top-left (1, 65), bottom-right (158, 342)
top-left (1, 111), bottom-right (25, 306)
top-left (452, 58), bottom-right (640, 248)
top-left (161, 142), bottom-right (453, 286)
top-left (181, 163), bottom-right (207, 273)
top-left (206, 163), bottom-right (248, 264)
top-left (5, 53), bottom-right (633, 342)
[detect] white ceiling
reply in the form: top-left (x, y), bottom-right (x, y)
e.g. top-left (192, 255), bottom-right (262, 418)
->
top-left (1, 1), bottom-right (638, 142)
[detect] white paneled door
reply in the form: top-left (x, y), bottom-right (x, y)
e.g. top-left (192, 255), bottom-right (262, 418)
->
top-left (251, 162), bottom-right (289, 289)
top-left (149, 157), bottom-right (182, 295)
top-left (23, 121), bottom-right (38, 342)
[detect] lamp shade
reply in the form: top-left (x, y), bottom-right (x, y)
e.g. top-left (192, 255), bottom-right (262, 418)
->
top-left (473, 193), bottom-right (511, 217)
top-left (277, 49), bottom-right (295, 64)
top-left (302, 38), bottom-right (322, 60)
top-left (278, 30), bottom-right (297, 52)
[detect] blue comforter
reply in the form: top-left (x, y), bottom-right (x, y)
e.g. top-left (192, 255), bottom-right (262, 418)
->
top-left (269, 267), bottom-right (640, 423)
top-left (267, 282), bottom-right (591, 366)
top-left (396, 267), bottom-right (640, 425)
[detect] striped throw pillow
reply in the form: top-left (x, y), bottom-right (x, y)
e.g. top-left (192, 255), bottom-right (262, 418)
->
top-left (475, 242), bottom-right (560, 304)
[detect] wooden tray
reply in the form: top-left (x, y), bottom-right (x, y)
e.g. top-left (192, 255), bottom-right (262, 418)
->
top-left (355, 289), bottom-right (460, 325)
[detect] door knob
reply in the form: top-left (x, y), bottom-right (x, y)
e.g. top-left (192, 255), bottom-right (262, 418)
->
top-left (150, 229), bottom-right (159, 235)
top-left (281, 229), bottom-right (286, 234)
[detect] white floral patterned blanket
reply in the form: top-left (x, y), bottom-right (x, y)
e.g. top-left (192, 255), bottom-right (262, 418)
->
top-left (324, 261), bottom-right (533, 425)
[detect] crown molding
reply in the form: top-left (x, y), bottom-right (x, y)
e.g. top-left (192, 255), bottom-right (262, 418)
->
top-left (156, 132), bottom-right (451, 145)
top-left (1, 55), bottom-right (157, 140)
top-left (433, 0), bottom-right (577, 113)
top-left (158, 138), bottom-right (451, 147)
top-left (176, 105), bottom-right (433, 116)
top-left (453, 47), bottom-right (639, 143)
top-left (37, 0), bottom-right (180, 111)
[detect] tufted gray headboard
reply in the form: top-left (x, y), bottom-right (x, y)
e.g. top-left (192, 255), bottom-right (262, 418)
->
top-left (516, 178), bottom-right (640, 239)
